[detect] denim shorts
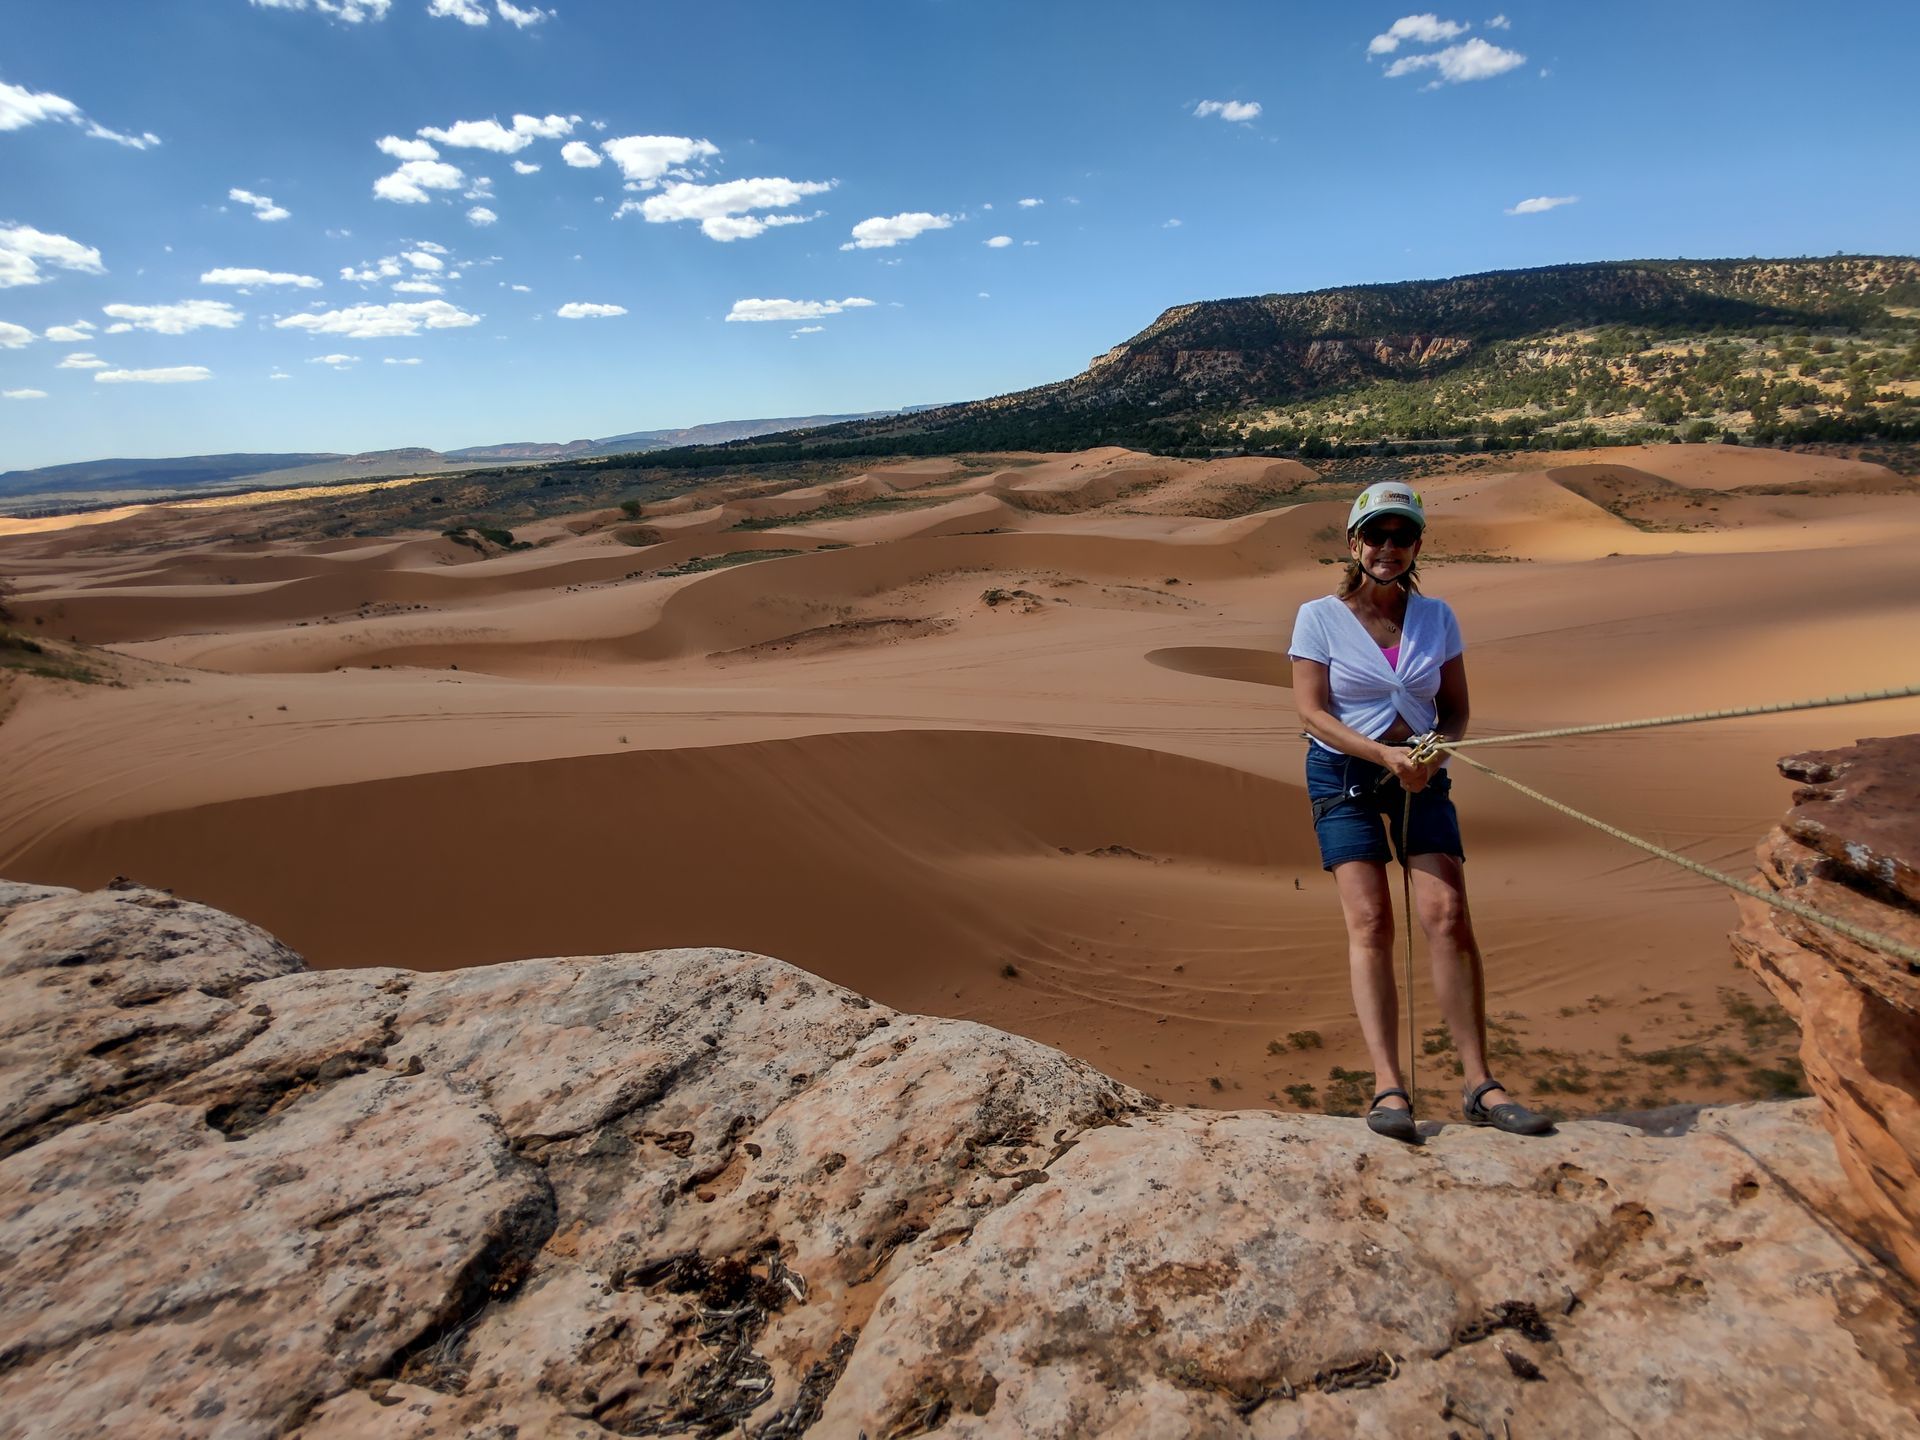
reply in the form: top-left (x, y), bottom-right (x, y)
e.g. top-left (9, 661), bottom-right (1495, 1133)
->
top-left (1305, 745), bottom-right (1465, 870)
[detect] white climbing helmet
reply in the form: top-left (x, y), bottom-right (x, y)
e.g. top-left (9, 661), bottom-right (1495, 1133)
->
top-left (1347, 481), bottom-right (1426, 535)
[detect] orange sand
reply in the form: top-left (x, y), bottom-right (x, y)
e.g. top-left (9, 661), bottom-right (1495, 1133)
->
top-left (3, 444), bottom-right (1917, 1113)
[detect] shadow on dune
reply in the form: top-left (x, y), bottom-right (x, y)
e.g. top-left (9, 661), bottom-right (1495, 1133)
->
top-left (11, 729), bottom-right (1316, 998)
top-left (1146, 646), bottom-right (1293, 688)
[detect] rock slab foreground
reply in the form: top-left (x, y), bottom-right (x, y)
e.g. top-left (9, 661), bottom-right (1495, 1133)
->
top-left (1, 878), bottom-right (1916, 1439)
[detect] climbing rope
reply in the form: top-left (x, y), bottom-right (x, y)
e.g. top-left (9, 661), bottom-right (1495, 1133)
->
top-left (1437, 743), bottom-right (1920, 969)
top-left (1443, 682), bottom-right (1920, 751)
top-left (1396, 679), bottom-right (1920, 969)
top-left (1336, 683), bottom-right (1920, 1117)
top-left (1398, 786), bottom-right (1417, 1115)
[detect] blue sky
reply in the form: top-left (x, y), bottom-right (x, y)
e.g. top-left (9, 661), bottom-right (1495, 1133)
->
top-left (3, 1), bottom-right (1917, 470)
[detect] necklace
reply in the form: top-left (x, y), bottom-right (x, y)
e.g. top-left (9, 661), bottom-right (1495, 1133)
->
top-left (1348, 594), bottom-right (1405, 638)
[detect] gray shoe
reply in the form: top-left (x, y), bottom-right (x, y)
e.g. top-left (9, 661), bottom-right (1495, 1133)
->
top-left (1366, 1088), bottom-right (1419, 1144)
top-left (1463, 1078), bottom-right (1553, 1135)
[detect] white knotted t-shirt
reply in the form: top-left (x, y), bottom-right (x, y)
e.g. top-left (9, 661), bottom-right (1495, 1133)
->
top-left (1288, 593), bottom-right (1463, 755)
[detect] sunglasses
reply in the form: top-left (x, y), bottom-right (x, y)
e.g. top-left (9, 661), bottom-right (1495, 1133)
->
top-left (1357, 523), bottom-right (1421, 548)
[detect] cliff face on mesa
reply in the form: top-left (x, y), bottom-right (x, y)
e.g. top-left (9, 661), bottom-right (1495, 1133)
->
top-left (1732, 734), bottom-right (1920, 1287)
top-left (1035, 257), bottom-right (1920, 411)
top-left (3, 877), bottom-right (1916, 1439)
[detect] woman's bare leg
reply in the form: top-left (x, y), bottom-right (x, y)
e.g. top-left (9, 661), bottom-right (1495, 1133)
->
top-left (1408, 854), bottom-right (1510, 1107)
top-left (1331, 860), bottom-right (1405, 1109)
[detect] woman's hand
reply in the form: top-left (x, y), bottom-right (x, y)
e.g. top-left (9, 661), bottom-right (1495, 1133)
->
top-left (1379, 747), bottom-right (1438, 793)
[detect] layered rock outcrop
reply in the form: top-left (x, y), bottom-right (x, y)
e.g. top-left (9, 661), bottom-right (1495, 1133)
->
top-left (1732, 734), bottom-right (1920, 1287)
top-left (3, 879), bottom-right (1917, 1438)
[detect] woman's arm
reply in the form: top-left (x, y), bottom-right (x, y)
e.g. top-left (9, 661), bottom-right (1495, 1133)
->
top-left (1432, 653), bottom-right (1470, 745)
top-left (1293, 659), bottom-right (1435, 790)
top-left (1402, 653), bottom-right (1472, 789)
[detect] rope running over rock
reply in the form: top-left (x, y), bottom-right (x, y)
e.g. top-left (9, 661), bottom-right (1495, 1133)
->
top-left (1400, 682), bottom-right (1920, 969)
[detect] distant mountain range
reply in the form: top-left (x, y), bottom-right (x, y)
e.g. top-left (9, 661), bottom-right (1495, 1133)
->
top-left (0, 409), bottom-right (934, 507)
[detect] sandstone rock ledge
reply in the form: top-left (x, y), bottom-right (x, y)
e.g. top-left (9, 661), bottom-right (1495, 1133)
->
top-left (1732, 734), bottom-right (1920, 1289)
top-left (2, 881), bottom-right (1915, 1440)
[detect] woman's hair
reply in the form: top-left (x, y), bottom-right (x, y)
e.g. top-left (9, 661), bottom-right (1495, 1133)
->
top-left (1334, 540), bottom-right (1422, 597)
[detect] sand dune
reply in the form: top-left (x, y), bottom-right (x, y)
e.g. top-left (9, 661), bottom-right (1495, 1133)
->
top-left (4, 442), bottom-right (1918, 1113)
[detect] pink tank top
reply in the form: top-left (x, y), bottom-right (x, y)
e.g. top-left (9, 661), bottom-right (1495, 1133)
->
top-left (1380, 643), bottom-right (1401, 668)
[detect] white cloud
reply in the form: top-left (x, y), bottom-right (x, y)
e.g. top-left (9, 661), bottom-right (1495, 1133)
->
top-left (201, 267), bottom-right (322, 289)
top-left (1163, 218), bottom-right (1183, 228)
top-left (342, 256), bottom-right (405, 282)
top-left (95, 365), bottom-right (213, 384)
top-left (1, 80), bottom-right (159, 148)
top-left (841, 211), bottom-right (953, 250)
top-left (494, 0), bottom-right (551, 25)
top-left (1194, 100), bottom-right (1262, 122)
top-left (384, 356), bottom-right (423, 364)
top-left (0, 81), bottom-right (81, 130)
top-left (413, 240), bottom-right (450, 254)
top-left (791, 325), bottom-right (823, 335)
top-left (1368, 14), bottom-right (1471, 55)
top-left (0, 321), bottom-right (33, 348)
top-left (275, 299), bottom-right (482, 338)
top-left (511, 159), bottom-right (541, 174)
top-left (229, 187), bottom-right (290, 222)
top-left (984, 235), bottom-right (1012, 248)
top-left (58, 351), bottom-right (108, 369)
top-left (269, 369), bottom-right (291, 380)
top-left (403, 250), bottom-right (444, 271)
top-left (44, 320), bottom-right (95, 341)
top-left (375, 159), bottom-right (465, 202)
top-left (468, 206), bottom-right (498, 226)
top-left (3, 388), bottom-right (47, 399)
top-left (1022, 240), bottom-right (1039, 247)
top-left (0, 225), bottom-right (106, 287)
top-left (556, 301), bottom-right (626, 318)
top-left (510, 282), bottom-right (531, 292)
top-left (377, 135), bottom-right (439, 161)
top-left (102, 299), bottom-right (243, 335)
top-left (85, 121), bottom-right (163, 150)
top-left (419, 114), bottom-right (577, 153)
top-left (725, 296), bottom-right (874, 324)
top-left (1487, 14), bottom-right (1510, 29)
top-left (686, 212), bottom-right (817, 242)
top-left (309, 352), bottom-right (359, 367)
top-left (248, 0), bottom-right (392, 20)
top-left (560, 140), bottom-right (602, 168)
top-left (392, 279), bottom-right (444, 293)
top-left (1384, 37), bottom-right (1525, 84)
top-left (627, 177), bottom-right (833, 241)
top-left (1017, 197), bottom-right (1043, 208)
top-left (1505, 194), bottom-right (1578, 215)
top-left (600, 134), bottom-right (719, 186)
top-left (427, 0), bottom-right (489, 24)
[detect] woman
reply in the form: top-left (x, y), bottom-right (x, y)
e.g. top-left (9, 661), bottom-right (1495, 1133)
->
top-left (1288, 481), bottom-right (1550, 1143)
